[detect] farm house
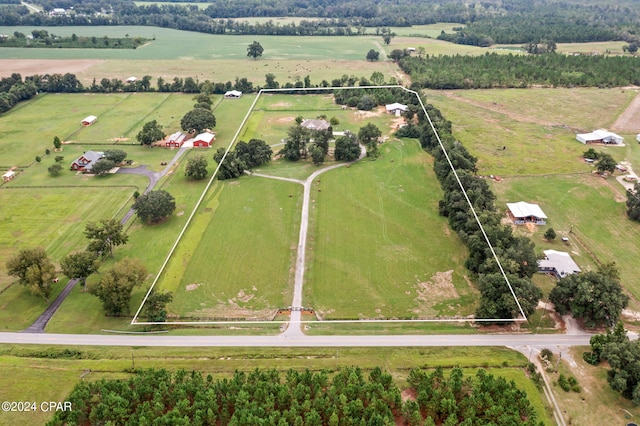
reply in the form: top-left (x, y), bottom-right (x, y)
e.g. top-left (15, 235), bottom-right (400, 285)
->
top-left (506, 201), bottom-right (547, 225)
top-left (81, 115), bottom-right (97, 126)
top-left (575, 129), bottom-right (623, 145)
top-left (192, 132), bottom-right (215, 148)
top-left (71, 151), bottom-right (105, 172)
top-left (538, 250), bottom-right (581, 279)
top-left (301, 118), bottom-right (330, 131)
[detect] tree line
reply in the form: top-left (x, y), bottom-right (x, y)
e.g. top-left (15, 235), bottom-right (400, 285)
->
top-left (48, 366), bottom-right (542, 425)
top-left (0, 30), bottom-right (148, 49)
top-left (399, 53), bottom-right (640, 89)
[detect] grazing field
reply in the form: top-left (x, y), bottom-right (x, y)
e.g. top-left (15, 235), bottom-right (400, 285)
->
top-left (159, 177), bottom-right (303, 320)
top-left (427, 88), bottom-right (637, 176)
top-left (306, 139), bottom-right (473, 319)
top-left (490, 174), bottom-right (640, 309)
top-left (0, 345), bottom-right (552, 426)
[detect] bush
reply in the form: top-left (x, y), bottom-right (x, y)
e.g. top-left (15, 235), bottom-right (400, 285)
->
top-left (582, 351), bottom-right (600, 365)
top-left (55, 155), bottom-right (64, 163)
top-left (558, 374), bottom-right (571, 392)
top-left (568, 376), bottom-right (581, 392)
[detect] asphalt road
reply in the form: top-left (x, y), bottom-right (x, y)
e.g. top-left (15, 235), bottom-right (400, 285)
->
top-left (0, 332), bottom-right (593, 347)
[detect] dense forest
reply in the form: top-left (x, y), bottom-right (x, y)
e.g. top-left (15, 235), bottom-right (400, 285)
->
top-left (399, 53), bottom-right (640, 89)
top-left (48, 366), bottom-right (543, 425)
top-left (1, 0), bottom-right (639, 43)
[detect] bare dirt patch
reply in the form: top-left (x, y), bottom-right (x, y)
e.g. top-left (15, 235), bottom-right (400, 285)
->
top-left (276, 116), bottom-right (296, 124)
top-left (108, 137), bottom-right (130, 142)
top-left (0, 59), bottom-right (104, 78)
top-left (353, 107), bottom-right (385, 120)
top-left (412, 270), bottom-right (459, 316)
top-left (271, 102), bottom-right (292, 108)
top-left (186, 283), bottom-right (201, 291)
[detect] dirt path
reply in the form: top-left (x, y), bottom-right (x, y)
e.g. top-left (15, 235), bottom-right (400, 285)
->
top-left (612, 90), bottom-right (640, 132)
top-left (249, 146), bottom-right (366, 336)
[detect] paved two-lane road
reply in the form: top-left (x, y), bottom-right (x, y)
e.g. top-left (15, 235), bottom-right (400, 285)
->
top-left (0, 332), bottom-right (593, 347)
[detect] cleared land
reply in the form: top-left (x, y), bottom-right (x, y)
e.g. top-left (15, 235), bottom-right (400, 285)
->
top-left (305, 139), bottom-right (473, 319)
top-left (427, 87), bottom-right (638, 176)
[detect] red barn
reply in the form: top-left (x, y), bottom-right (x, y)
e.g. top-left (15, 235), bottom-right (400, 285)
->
top-left (166, 131), bottom-right (186, 148)
top-left (193, 132), bottom-right (215, 148)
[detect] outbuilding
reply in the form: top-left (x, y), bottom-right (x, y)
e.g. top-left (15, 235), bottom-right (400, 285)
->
top-left (81, 115), bottom-right (97, 126)
top-left (224, 90), bottom-right (242, 99)
top-left (192, 132), bottom-right (215, 148)
top-left (576, 129), bottom-right (623, 145)
top-left (2, 170), bottom-right (15, 182)
top-left (385, 103), bottom-right (408, 116)
top-left (538, 250), bottom-right (581, 279)
top-left (506, 201), bottom-right (547, 225)
top-left (166, 131), bottom-right (186, 148)
top-left (301, 119), bottom-right (330, 131)
top-left (126, 77), bottom-right (137, 83)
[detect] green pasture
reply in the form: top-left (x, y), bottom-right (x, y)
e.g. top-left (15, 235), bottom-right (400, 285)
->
top-left (158, 176), bottom-right (302, 319)
top-left (0, 345), bottom-right (551, 426)
top-left (490, 174), bottom-right (640, 307)
top-left (426, 88), bottom-right (636, 176)
top-left (305, 139), bottom-right (473, 319)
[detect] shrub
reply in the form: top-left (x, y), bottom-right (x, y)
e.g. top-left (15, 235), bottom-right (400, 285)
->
top-left (558, 374), bottom-right (571, 392)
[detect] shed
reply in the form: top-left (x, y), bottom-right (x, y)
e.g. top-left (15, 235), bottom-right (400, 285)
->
top-left (2, 170), bottom-right (15, 182)
top-left (538, 250), bottom-right (581, 279)
top-left (126, 77), bottom-right (137, 83)
top-left (224, 90), bottom-right (242, 99)
top-left (385, 102), bottom-right (408, 116)
top-left (576, 129), bottom-right (623, 145)
top-left (81, 115), bottom-right (97, 126)
top-left (506, 201), bottom-right (547, 225)
top-left (192, 132), bottom-right (215, 148)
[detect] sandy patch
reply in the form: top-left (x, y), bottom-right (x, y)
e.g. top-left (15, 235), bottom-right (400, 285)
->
top-left (186, 283), bottom-right (201, 291)
top-left (412, 270), bottom-right (458, 315)
top-left (176, 211), bottom-right (184, 216)
top-left (276, 116), bottom-right (296, 124)
top-left (612, 89), bottom-right (640, 132)
top-left (108, 137), bottom-right (130, 142)
top-left (0, 59), bottom-right (104, 78)
top-left (271, 102), bottom-right (292, 107)
top-left (354, 107), bottom-right (384, 120)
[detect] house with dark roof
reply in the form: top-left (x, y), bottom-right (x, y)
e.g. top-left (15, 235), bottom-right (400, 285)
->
top-left (301, 119), bottom-right (330, 131)
top-left (71, 151), bottom-right (104, 172)
top-left (538, 250), bottom-right (581, 279)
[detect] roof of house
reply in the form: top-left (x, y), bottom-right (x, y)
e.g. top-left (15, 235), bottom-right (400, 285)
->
top-left (301, 119), bottom-right (330, 131)
top-left (385, 102), bottom-right (408, 112)
top-left (82, 115), bottom-right (97, 123)
top-left (126, 77), bottom-right (137, 83)
top-left (224, 90), bottom-right (242, 98)
top-left (506, 201), bottom-right (547, 219)
top-left (576, 129), bottom-right (623, 143)
top-left (73, 150), bottom-right (104, 170)
top-left (194, 132), bottom-right (215, 143)
top-left (538, 250), bottom-right (581, 277)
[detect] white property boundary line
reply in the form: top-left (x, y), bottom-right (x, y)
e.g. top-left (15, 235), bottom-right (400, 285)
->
top-left (132, 85), bottom-right (528, 325)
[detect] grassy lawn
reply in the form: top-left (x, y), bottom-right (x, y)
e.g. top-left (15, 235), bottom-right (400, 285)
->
top-left (306, 139), bottom-right (473, 319)
top-left (426, 88), bottom-right (636, 176)
top-left (0, 345), bottom-right (551, 426)
top-left (490, 174), bottom-right (640, 308)
top-left (160, 176), bottom-right (302, 319)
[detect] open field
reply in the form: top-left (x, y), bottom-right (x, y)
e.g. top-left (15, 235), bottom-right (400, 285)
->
top-left (491, 174), bottom-right (640, 308)
top-left (0, 345), bottom-right (552, 426)
top-left (427, 87), bottom-right (638, 176)
top-left (306, 140), bottom-right (473, 319)
top-left (160, 177), bottom-right (302, 319)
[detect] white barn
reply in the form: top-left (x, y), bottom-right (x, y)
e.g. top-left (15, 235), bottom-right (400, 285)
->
top-left (385, 103), bottom-right (408, 116)
top-left (576, 129), bottom-right (623, 145)
top-left (506, 201), bottom-right (547, 225)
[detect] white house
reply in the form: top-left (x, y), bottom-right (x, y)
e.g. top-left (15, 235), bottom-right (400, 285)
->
top-left (224, 90), bottom-right (242, 99)
top-left (506, 201), bottom-right (547, 225)
top-left (301, 119), bottom-right (330, 131)
top-left (538, 250), bottom-right (581, 279)
top-left (385, 103), bottom-right (408, 116)
top-left (576, 129), bottom-right (624, 145)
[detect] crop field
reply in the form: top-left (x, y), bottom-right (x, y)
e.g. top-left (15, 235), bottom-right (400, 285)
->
top-left (305, 140), bottom-right (473, 319)
top-left (426, 88), bottom-right (638, 176)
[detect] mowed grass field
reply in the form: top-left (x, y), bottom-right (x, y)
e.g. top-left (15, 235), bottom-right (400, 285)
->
top-left (306, 139), bottom-right (473, 319)
top-left (426, 88), bottom-right (638, 176)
